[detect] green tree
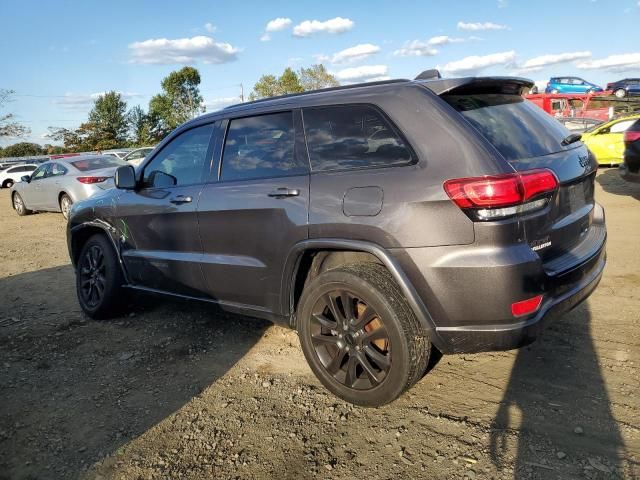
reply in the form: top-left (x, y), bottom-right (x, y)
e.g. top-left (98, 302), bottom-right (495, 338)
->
top-left (87, 91), bottom-right (128, 149)
top-left (127, 105), bottom-right (154, 146)
top-left (249, 65), bottom-right (337, 100)
top-left (148, 67), bottom-right (205, 140)
top-left (298, 64), bottom-right (339, 91)
top-left (0, 142), bottom-right (44, 157)
top-left (0, 89), bottom-right (30, 138)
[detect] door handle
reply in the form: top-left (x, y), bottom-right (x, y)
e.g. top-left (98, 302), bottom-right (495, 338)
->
top-left (268, 188), bottom-right (300, 198)
top-left (170, 195), bottom-right (193, 204)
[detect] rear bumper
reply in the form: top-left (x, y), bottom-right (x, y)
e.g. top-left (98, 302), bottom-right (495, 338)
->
top-left (435, 241), bottom-right (605, 353)
top-left (391, 203), bottom-right (606, 354)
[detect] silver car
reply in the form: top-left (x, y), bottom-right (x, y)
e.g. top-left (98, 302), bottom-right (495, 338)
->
top-left (11, 155), bottom-right (126, 219)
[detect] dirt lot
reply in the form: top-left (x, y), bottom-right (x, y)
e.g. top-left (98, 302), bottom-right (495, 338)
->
top-left (0, 169), bottom-right (638, 480)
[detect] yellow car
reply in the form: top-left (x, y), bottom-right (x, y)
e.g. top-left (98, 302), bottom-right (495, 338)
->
top-left (581, 114), bottom-right (640, 165)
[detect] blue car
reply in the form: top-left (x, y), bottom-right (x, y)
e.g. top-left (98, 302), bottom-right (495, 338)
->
top-left (606, 78), bottom-right (640, 98)
top-left (545, 76), bottom-right (603, 94)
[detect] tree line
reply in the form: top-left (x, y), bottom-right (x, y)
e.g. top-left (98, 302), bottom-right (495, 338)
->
top-left (0, 64), bottom-right (339, 158)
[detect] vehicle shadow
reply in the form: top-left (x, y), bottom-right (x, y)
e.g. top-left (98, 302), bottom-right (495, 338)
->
top-left (596, 168), bottom-right (640, 200)
top-left (0, 265), bottom-right (270, 479)
top-left (489, 302), bottom-right (634, 478)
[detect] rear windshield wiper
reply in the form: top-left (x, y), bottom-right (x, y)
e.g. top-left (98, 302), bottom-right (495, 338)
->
top-left (561, 133), bottom-right (582, 146)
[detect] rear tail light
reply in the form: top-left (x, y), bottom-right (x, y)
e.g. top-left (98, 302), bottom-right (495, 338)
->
top-left (76, 176), bottom-right (109, 184)
top-left (444, 169), bottom-right (558, 221)
top-left (511, 295), bottom-right (543, 317)
top-left (623, 131), bottom-right (640, 143)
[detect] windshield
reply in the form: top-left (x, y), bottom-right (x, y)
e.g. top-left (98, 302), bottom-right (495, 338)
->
top-left (444, 94), bottom-right (575, 161)
top-left (71, 157), bottom-right (126, 172)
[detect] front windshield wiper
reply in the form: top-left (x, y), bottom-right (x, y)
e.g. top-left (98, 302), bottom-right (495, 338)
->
top-left (561, 133), bottom-right (582, 146)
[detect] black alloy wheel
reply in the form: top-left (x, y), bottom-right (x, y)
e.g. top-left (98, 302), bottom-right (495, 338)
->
top-left (79, 244), bottom-right (106, 308)
top-left (309, 289), bottom-right (391, 390)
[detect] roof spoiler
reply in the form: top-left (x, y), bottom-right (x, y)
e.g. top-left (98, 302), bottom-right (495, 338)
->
top-left (415, 69), bottom-right (442, 81)
top-left (419, 76), bottom-right (534, 96)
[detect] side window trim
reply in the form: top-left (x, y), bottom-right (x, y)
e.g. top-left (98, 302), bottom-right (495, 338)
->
top-left (140, 121), bottom-right (217, 190)
top-left (218, 110), bottom-right (308, 183)
top-left (301, 103), bottom-right (417, 174)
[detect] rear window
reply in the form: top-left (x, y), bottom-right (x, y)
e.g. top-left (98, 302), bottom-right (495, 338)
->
top-left (302, 105), bottom-right (413, 171)
top-left (71, 157), bottom-right (126, 172)
top-left (444, 94), bottom-right (572, 161)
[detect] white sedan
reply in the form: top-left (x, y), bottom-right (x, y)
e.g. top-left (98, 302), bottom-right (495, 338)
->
top-left (0, 164), bottom-right (39, 188)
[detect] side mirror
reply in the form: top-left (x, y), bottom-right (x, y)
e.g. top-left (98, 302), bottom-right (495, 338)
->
top-left (147, 170), bottom-right (177, 188)
top-left (20, 175), bottom-right (31, 183)
top-left (115, 165), bottom-right (136, 190)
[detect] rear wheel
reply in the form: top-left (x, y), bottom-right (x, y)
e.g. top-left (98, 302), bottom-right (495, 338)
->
top-left (12, 192), bottom-right (32, 216)
top-left (615, 88), bottom-right (626, 98)
top-left (3, 179), bottom-right (13, 188)
top-left (76, 234), bottom-right (125, 319)
top-left (297, 263), bottom-right (430, 407)
top-left (60, 194), bottom-right (73, 220)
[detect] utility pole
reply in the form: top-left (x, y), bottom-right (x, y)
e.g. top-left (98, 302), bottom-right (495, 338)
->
top-left (239, 83), bottom-right (245, 103)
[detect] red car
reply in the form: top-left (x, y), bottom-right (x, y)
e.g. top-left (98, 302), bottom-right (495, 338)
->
top-left (525, 93), bottom-right (611, 121)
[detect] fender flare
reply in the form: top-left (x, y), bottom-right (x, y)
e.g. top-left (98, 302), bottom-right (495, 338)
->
top-left (68, 221), bottom-right (130, 284)
top-left (282, 238), bottom-right (446, 351)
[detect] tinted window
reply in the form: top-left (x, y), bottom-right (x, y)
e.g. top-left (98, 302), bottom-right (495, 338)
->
top-left (445, 94), bottom-right (573, 161)
top-left (50, 163), bottom-right (67, 176)
top-left (303, 105), bottom-right (412, 171)
top-left (31, 164), bottom-right (50, 180)
top-left (24, 165), bottom-right (37, 172)
top-left (72, 157), bottom-right (126, 172)
top-left (143, 124), bottom-right (214, 187)
top-left (221, 112), bottom-right (305, 181)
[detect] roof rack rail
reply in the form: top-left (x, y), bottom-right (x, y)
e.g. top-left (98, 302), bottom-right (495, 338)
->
top-left (223, 78), bottom-right (410, 110)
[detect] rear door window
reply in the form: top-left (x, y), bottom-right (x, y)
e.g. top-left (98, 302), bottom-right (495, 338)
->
top-left (444, 94), bottom-right (573, 161)
top-left (221, 111), bottom-right (306, 181)
top-left (302, 105), bottom-right (413, 171)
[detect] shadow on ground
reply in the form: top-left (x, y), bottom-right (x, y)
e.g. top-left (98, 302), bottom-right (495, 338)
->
top-left (596, 168), bottom-right (640, 201)
top-left (490, 303), bottom-right (634, 478)
top-left (0, 265), bottom-right (270, 479)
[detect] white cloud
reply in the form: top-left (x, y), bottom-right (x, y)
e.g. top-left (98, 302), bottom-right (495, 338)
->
top-left (204, 96), bottom-right (239, 111)
top-left (333, 65), bottom-right (389, 83)
top-left (427, 35), bottom-right (465, 46)
top-left (54, 91), bottom-right (141, 109)
top-left (266, 17), bottom-right (292, 32)
top-left (292, 17), bottom-right (354, 37)
top-left (498, 0), bottom-right (508, 7)
top-left (575, 53), bottom-right (640, 72)
top-left (129, 35), bottom-right (239, 65)
top-left (520, 51), bottom-right (592, 72)
top-left (394, 35), bottom-right (467, 57)
top-left (393, 40), bottom-right (438, 57)
top-left (457, 21), bottom-right (509, 31)
top-left (328, 43), bottom-right (380, 64)
top-left (204, 23), bottom-right (216, 33)
top-left (260, 17), bottom-right (293, 41)
top-left (440, 50), bottom-right (516, 74)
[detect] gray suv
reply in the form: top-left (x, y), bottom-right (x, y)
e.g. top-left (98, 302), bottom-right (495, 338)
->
top-left (67, 73), bottom-right (606, 406)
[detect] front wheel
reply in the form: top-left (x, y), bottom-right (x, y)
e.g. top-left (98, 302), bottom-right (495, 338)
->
top-left (297, 263), bottom-right (430, 407)
top-left (76, 234), bottom-right (126, 319)
top-left (615, 88), bottom-right (626, 98)
top-left (60, 194), bottom-right (73, 220)
top-left (12, 192), bottom-right (32, 216)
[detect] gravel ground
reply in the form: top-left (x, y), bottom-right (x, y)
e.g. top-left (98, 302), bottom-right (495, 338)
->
top-left (0, 168), bottom-right (638, 480)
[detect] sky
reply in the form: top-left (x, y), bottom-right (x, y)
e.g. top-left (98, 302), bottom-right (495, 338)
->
top-left (2, 0), bottom-right (640, 145)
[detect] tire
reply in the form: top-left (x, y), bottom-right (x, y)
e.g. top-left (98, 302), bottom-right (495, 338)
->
top-left (60, 194), bottom-right (73, 220)
top-left (2, 179), bottom-right (13, 188)
top-left (12, 192), bottom-right (32, 216)
top-left (615, 88), bottom-right (626, 98)
top-left (76, 234), bottom-right (126, 319)
top-left (297, 262), bottom-right (430, 407)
